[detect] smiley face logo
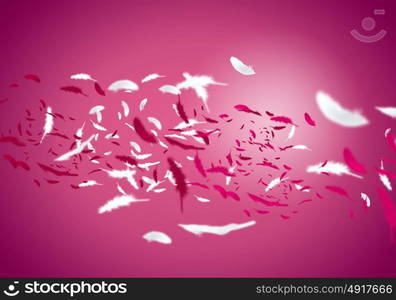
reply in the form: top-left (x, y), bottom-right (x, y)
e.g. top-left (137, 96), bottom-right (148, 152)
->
top-left (3, 282), bottom-right (20, 297)
top-left (351, 9), bottom-right (387, 43)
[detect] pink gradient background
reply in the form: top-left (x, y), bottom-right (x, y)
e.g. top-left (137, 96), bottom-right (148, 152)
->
top-left (1, 0), bottom-right (396, 277)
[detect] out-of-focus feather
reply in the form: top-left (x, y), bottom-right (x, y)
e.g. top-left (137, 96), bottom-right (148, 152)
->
top-left (316, 91), bottom-right (369, 127)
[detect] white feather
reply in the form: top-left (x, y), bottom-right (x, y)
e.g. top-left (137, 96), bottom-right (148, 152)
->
top-left (159, 85), bottom-right (180, 95)
top-left (194, 195), bottom-right (211, 203)
top-left (141, 73), bottom-right (164, 83)
top-left (176, 72), bottom-right (226, 112)
top-left (139, 98), bottom-right (148, 111)
top-left (158, 140), bottom-right (168, 149)
top-left (306, 161), bottom-right (363, 179)
top-left (147, 117), bottom-right (162, 130)
top-left (379, 160), bottom-right (392, 191)
top-left (174, 119), bottom-right (205, 129)
top-left (89, 105), bottom-right (105, 123)
top-left (230, 56), bottom-right (255, 75)
top-left (179, 221), bottom-right (256, 236)
top-left (316, 91), bottom-right (369, 127)
top-left (153, 188), bottom-right (166, 193)
top-left (70, 73), bottom-right (95, 81)
top-left (292, 145), bottom-right (311, 150)
top-left (164, 134), bottom-right (187, 140)
top-left (143, 231), bottom-right (171, 244)
top-left (138, 161), bottom-right (160, 171)
top-left (286, 125), bottom-right (296, 140)
top-left (98, 194), bottom-right (148, 214)
top-left (121, 101), bottom-right (130, 117)
top-left (40, 106), bottom-right (54, 143)
top-left (125, 122), bottom-right (135, 131)
top-left (130, 150), bottom-right (152, 160)
top-left (129, 141), bottom-right (141, 153)
top-left (265, 177), bottom-right (287, 192)
top-left (78, 180), bottom-right (101, 187)
top-left (376, 107), bottom-right (396, 119)
top-left (90, 120), bottom-right (107, 131)
top-left (108, 80), bottom-right (139, 93)
top-left (361, 192), bottom-right (371, 208)
top-left (142, 176), bottom-right (164, 192)
top-left (117, 183), bottom-right (127, 195)
top-left (55, 134), bottom-right (95, 161)
top-left (103, 168), bottom-right (139, 190)
top-left (295, 184), bottom-right (310, 192)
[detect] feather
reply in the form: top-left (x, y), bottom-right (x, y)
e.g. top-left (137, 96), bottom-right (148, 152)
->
top-left (55, 134), bottom-right (95, 161)
top-left (108, 80), bottom-right (139, 93)
top-left (129, 141), bottom-right (141, 153)
top-left (316, 91), bottom-right (369, 127)
top-left (121, 101), bottom-right (129, 117)
top-left (176, 72), bottom-right (226, 112)
top-left (168, 157), bottom-right (188, 212)
top-left (343, 148), bottom-right (366, 174)
top-left (286, 125), bottom-right (296, 140)
top-left (304, 112), bottom-right (316, 126)
top-left (147, 117), bottom-right (162, 130)
top-left (133, 117), bottom-right (157, 143)
top-left (194, 195), bottom-right (211, 203)
top-left (265, 176), bottom-right (286, 192)
top-left (130, 150), bottom-right (152, 160)
top-left (141, 73), bottom-right (164, 83)
top-left (194, 152), bottom-right (207, 178)
top-left (176, 99), bottom-right (189, 124)
top-left (103, 168), bottom-right (139, 190)
top-left (139, 98), bottom-right (148, 111)
top-left (143, 231), bottom-right (172, 244)
top-left (375, 107), bottom-right (396, 119)
top-left (70, 73), bottom-right (95, 81)
top-left (60, 86), bottom-right (87, 96)
top-left (179, 220), bottom-right (256, 236)
top-left (234, 104), bottom-right (261, 116)
top-left (40, 107), bottom-right (54, 143)
top-left (361, 192), bottom-right (371, 208)
top-left (24, 74), bottom-right (40, 82)
top-left (137, 161), bottom-right (160, 171)
top-left (379, 160), bottom-right (392, 191)
top-left (230, 56), bottom-right (255, 75)
top-left (117, 183), bottom-right (127, 195)
top-left (164, 137), bottom-right (205, 150)
top-left (3, 155), bottom-right (30, 171)
top-left (78, 180), bottom-right (101, 187)
top-left (307, 160), bottom-right (362, 179)
top-left (174, 119), bottom-right (205, 129)
top-left (270, 116), bottom-right (294, 125)
top-left (90, 120), bottom-right (107, 131)
top-left (98, 194), bottom-right (148, 214)
top-left (94, 82), bottom-right (106, 96)
top-left (385, 128), bottom-right (396, 152)
top-left (159, 85), bottom-right (180, 95)
top-left (291, 145), bottom-right (311, 150)
top-left (89, 105), bottom-right (105, 123)
top-left (37, 163), bottom-right (78, 176)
